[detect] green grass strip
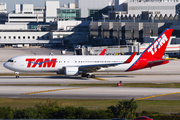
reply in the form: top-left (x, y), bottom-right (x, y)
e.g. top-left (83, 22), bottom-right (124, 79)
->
top-left (1, 83), bottom-right (180, 88)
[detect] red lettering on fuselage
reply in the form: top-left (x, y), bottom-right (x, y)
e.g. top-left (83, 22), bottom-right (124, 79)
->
top-left (26, 58), bottom-right (36, 68)
top-left (43, 58), bottom-right (56, 68)
top-left (25, 58), bottom-right (57, 68)
top-left (32, 58), bottom-right (44, 68)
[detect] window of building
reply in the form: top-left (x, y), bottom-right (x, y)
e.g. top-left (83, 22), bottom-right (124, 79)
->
top-left (37, 36), bottom-right (40, 39)
top-left (23, 36), bottom-right (25, 39)
top-left (28, 36), bottom-right (30, 39)
top-left (4, 36), bottom-right (6, 39)
top-left (18, 36), bottom-right (21, 39)
top-left (57, 9), bottom-right (81, 19)
top-left (9, 36), bottom-right (11, 39)
top-left (88, 9), bottom-right (108, 20)
top-left (42, 36), bottom-right (44, 39)
top-left (14, 36), bottom-right (16, 39)
top-left (33, 36), bottom-right (35, 39)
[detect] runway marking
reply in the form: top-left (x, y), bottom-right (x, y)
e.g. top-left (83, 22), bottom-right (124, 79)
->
top-left (135, 92), bottom-right (180, 100)
top-left (93, 77), bottom-right (108, 81)
top-left (22, 87), bottom-right (90, 95)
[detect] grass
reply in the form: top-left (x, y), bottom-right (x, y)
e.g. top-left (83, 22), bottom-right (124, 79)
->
top-left (0, 98), bottom-right (119, 107)
top-left (1, 83), bottom-right (180, 88)
top-left (0, 98), bottom-right (180, 107)
top-left (0, 84), bottom-right (62, 86)
top-left (68, 83), bottom-right (180, 88)
top-left (67, 83), bottom-right (117, 87)
top-left (122, 83), bottom-right (180, 88)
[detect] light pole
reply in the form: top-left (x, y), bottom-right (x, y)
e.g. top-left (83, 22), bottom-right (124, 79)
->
top-left (91, 17), bottom-right (93, 22)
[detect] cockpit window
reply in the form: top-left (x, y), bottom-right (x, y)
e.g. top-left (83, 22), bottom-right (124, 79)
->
top-left (7, 60), bottom-right (14, 62)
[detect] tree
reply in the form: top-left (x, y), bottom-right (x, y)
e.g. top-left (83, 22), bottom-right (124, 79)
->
top-left (0, 106), bottom-right (14, 119)
top-left (107, 98), bottom-right (138, 119)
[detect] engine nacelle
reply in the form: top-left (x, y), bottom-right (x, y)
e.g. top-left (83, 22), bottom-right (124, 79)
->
top-left (64, 67), bottom-right (79, 76)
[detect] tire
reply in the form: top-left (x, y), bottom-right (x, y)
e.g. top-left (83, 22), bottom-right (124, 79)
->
top-left (86, 74), bottom-right (91, 78)
top-left (91, 75), bottom-right (95, 78)
top-left (81, 74), bottom-right (86, 77)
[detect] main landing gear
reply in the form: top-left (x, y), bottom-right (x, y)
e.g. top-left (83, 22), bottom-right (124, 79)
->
top-left (15, 72), bottom-right (19, 78)
top-left (81, 73), bottom-right (95, 78)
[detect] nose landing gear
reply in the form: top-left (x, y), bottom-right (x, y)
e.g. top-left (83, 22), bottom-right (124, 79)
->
top-left (15, 72), bottom-right (19, 78)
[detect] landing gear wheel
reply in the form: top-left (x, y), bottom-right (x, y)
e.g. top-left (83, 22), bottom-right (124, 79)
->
top-left (91, 75), bottom-right (95, 78)
top-left (81, 74), bottom-right (87, 77)
top-left (15, 72), bottom-right (19, 79)
top-left (86, 74), bottom-right (91, 78)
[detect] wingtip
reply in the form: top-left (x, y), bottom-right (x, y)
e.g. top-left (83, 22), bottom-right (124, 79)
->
top-left (124, 52), bottom-right (137, 63)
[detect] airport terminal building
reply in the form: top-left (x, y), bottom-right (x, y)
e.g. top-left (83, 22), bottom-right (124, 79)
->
top-left (0, 0), bottom-right (180, 55)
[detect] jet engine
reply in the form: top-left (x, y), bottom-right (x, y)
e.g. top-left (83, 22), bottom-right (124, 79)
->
top-left (64, 67), bottom-right (79, 76)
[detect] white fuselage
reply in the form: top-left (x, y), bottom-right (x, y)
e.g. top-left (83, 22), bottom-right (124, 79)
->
top-left (3, 55), bottom-right (140, 73)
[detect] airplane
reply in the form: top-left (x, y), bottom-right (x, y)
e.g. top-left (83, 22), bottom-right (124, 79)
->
top-left (4, 28), bottom-right (173, 78)
top-left (99, 48), bottom-right (106, 55)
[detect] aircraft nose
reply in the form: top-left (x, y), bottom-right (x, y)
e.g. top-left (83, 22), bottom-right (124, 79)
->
top-left (3, 62), bottom-right (12, 70)
top-left (3, 62), bottom-right (8, 69)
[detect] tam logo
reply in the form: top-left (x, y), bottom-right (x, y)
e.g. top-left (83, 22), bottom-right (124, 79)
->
top-left (26, 58), bottom-right (57, 68)
top-left (148, 34), bottom-right (168, 55)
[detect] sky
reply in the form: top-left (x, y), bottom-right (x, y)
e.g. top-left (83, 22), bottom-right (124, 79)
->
top-left (1, 0), bottom-right (75, 12)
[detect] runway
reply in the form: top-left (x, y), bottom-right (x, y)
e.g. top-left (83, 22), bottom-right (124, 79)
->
top-left (0, 75), bottom-right (180, 84)
top-left (0, 75), bottom-right (180, 100)
top-left (0, 48), bottom-right (180, 100)
top-left (0, 86), bottom-right (180, 100)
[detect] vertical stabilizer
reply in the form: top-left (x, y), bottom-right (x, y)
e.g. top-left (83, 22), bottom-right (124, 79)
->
top-left (140, 29), bottom-right (173, 59)
top-left (127, 29), bottom-right (173, 71)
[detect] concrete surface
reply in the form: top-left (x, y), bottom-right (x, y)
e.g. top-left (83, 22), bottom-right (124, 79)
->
top-left (0, 86), bottom-right (180, 100)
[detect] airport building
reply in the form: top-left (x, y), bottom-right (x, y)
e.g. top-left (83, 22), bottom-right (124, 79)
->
top-left (0, 0), bottom-right (179, 57)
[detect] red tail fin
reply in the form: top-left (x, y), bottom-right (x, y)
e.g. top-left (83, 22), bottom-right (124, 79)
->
top-left (99, 49), bottom-right (106, 55)
top-left (127, 29), bottom-right (173, 71)
top-left (140, 29), bottom-right (173, 59)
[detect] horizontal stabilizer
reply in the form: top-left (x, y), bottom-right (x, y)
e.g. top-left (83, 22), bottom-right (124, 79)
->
top-left (148, 59), bottom-right (168, 64)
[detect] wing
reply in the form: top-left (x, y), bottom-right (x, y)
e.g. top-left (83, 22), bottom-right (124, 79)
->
top-left (79, 52), bottom-right (137, 72)
top-left (79, 63), bottom-right (122, 72)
